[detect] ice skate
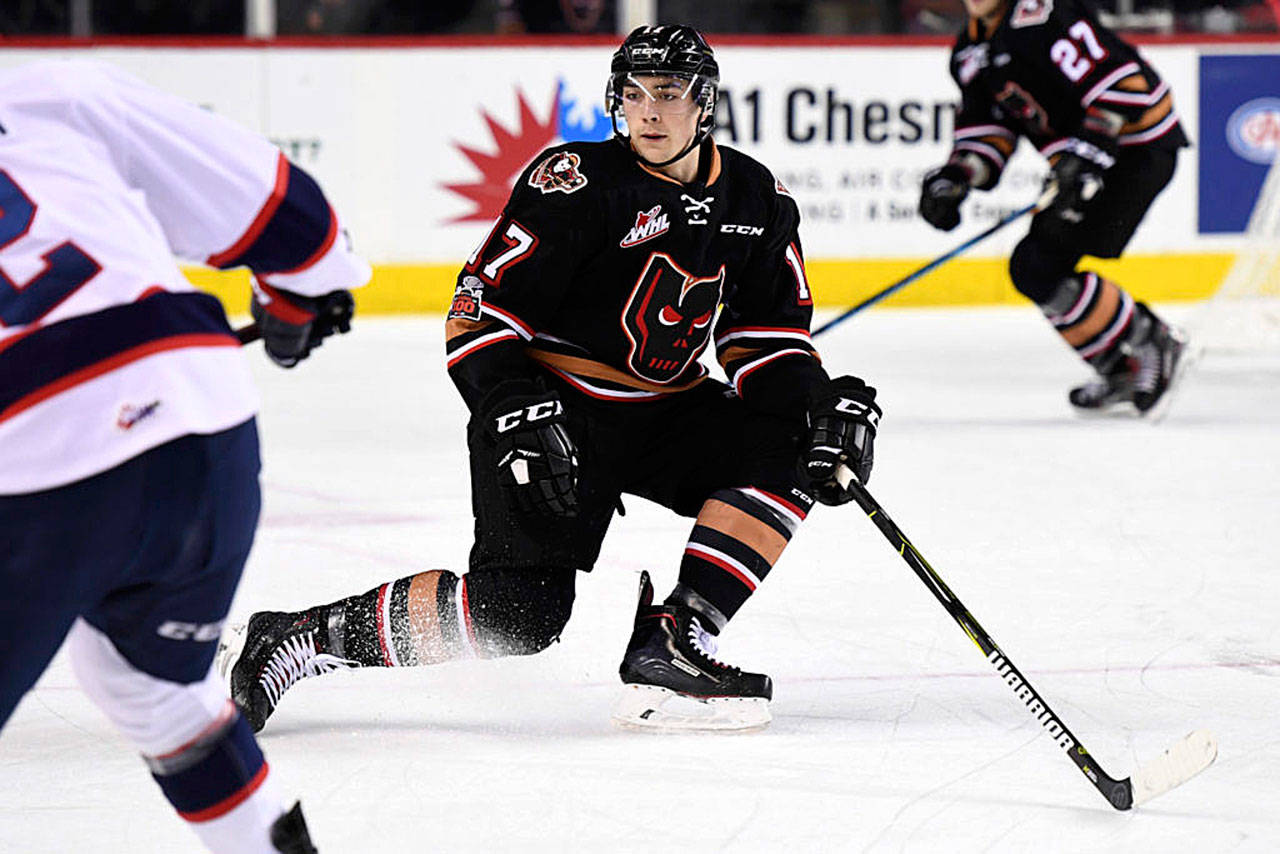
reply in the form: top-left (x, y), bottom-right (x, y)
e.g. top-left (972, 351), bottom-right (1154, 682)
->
top-left (1070, 307), bottom-right (1188, 416)
top-left (613, 572), bottom-right (772, 732)
top-left (1068, 360), bottom-right (1136, 413)
top-left (215, 611), bottom-right (356, 732)
top-left (1132, 322), bottom-right (1189, 415)
top-left (270, 802), bottom-right (319, 854)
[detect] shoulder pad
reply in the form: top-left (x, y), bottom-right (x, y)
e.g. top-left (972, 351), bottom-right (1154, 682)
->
top-left (524, 140), bottom-right (623, 199)
top-left (717, 145), bottom-right (777, 188)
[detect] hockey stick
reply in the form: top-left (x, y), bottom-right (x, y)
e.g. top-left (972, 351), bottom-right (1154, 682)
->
top-left (835, 465), bottom-right (1217, 809)
top-left (812, 202), bottom-right (1037, 337)
top-left (236, 323), bottom-right (261, 345)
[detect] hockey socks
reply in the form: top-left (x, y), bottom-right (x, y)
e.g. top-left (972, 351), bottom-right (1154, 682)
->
top-left (1041, 272), bottom-right (1146, 371)
top-left (317, 570), bottom-right (480, 667)
top-left (146, 702), bottom-right (290, 854)
top-left (672, 487), bottom-right (811, 629)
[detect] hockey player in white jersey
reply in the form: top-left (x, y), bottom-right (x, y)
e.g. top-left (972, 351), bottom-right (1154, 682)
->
top-left (0, 61), bottom-right (370, 853)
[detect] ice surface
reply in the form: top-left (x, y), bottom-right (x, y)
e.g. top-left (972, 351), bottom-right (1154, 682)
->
top-left (4, 306), bottom-right (1278, 852)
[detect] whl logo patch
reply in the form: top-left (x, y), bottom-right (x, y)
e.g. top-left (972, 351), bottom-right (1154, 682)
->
top-left (620, 205), bottom-right (670, 248)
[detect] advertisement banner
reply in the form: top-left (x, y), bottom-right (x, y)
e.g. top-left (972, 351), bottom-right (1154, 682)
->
top-left (0, 42), bottom-right (1241, 311)
top-left (1198, 53), bottom-right (1280, 234)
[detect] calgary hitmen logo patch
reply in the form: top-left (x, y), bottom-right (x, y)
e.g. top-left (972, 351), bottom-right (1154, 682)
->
top-left (528, 151), bottom-right (588, 195)
top-left (620, 205), bottom-right (670, 248)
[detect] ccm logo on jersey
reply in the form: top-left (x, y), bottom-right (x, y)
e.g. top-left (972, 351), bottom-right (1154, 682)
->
top-left (836, 397), bottom-right (880, 428)
top-left (494, 400), bottom-right (564, 433)
top-left (117, 401), bottom-right (161, 431)
top-left (156, 620), bottom-right (224, 642)
top-left (621, 205), bottom-right (670, 248)
top-left (720, 223), bottom-right (764, 236)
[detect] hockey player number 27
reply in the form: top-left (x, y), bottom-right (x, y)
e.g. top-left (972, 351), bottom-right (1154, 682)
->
top-left (0, 170), bottom-right (101, 327)
top-left (1050, 20), bottom-right (1108, 83)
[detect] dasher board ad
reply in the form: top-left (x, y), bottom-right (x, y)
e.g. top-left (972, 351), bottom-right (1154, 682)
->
top-left (0, 44), bottom-right (1202, 263)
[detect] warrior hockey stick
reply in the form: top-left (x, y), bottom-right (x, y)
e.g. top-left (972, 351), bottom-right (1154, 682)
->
top-left (835, 465), bottom-right (1217, 809)
top-left (812, 202), bottom-right (1036, 337)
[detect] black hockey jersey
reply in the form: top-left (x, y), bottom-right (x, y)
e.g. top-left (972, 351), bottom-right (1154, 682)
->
top-left (445, 139), bottom-right (826, 417)
top-left (947, 0), bottom-right (1187, 189)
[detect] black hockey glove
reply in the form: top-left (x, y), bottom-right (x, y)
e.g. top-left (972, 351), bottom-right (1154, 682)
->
top-left (919, 163), bottom-right (970, 232)
top-left (801, 376), bottom-right (882, 505)
top-left (1044, 151), bottom-right (1106, 224)
top-left (484, 384), bottom-right (579, 518)
top-left (250, 283), bottom-right (354, 368)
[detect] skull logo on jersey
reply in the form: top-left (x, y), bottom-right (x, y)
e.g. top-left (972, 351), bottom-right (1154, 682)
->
top-left (622, 253), bottom-right (725, 384)
top-left (528, 151), bottom-right (588, 195)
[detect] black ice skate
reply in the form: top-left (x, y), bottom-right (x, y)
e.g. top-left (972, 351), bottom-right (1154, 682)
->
top-left (271, 802), bottom-right (319, 854)
top-left (613, 571), bottom-right (772, 732)
top-left (1070, 306), bottom-right (1188, 416)
top-left (1068, 359), bottom-right (1135, 412)
top-left (215, 610), bottom-right (356, 733)
top-left (1131, 321), bottom-right (1189, 414)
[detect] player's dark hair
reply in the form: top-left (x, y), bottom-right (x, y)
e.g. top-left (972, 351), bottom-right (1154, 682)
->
top-left (606, 25), bottom-right (720, 170)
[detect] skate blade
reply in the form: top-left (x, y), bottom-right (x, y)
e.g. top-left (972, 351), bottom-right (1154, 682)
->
top-left (610, 684), bottom-right (771, 733)
top-left (1070, 401), bottom-right (1140, 419)
top-left (213, 622), bottom-right (248, 689)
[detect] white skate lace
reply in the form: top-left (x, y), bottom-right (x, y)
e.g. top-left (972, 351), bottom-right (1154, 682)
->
top-left (1132, 341), bottom-right (1164, 395)
top-left (259, 632), bottom-right (355, 707)
top-left (688, 618), bottom-right (731, 671)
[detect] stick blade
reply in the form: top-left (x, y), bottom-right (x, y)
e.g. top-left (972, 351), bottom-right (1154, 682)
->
top-left (1130, 729), bottom-right (1218, 807)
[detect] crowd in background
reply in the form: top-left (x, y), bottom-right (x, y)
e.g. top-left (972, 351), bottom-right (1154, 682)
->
top-left (2, 0), bottom-right (1277, 38)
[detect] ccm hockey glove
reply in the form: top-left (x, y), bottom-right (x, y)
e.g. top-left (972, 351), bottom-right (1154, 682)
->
top-left (250, 282), bottom-right (354, 368)
top-left (802, 376), bottom-right (882, 505)
top-left (1045, 149), bottom-right (1107, 223)
top-left (484, 383), bottom-right (579, 518)
top-left (919, 163), bottom-right (970, 232)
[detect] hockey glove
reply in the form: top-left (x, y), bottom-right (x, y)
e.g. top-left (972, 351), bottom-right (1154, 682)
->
top-left (919, 163), bottom-right (970, 232)
top-left (1044, 151), bottom-right (1106, 224)
top-left (484, 384), bottom-right (579, 518)
top-left (801, 376), bottom-right (882, 505)
top-left (250, 282), bottom-right (354, 368)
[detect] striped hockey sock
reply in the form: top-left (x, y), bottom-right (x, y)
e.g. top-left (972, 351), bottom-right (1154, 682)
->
top-left (1042, 272), bottom-right (1141, 371)
top-left (320, 570), bottom-right (482, 667)
top-left (672, 486), bottom-right (812, 629)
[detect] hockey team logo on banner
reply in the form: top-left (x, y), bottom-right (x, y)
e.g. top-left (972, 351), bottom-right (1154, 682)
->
top-left (444, 80), bottom-right (612, 224)
top-left (621, 253), bottom-right (725, 383)
top-left (1226, 98), bottom-right (1280, 165)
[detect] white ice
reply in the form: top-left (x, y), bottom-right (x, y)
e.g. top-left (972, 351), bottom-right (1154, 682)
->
top-left (3, 306), bottom-right (1278, 852)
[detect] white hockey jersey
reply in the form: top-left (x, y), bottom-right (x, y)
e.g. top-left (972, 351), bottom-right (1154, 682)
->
top-left (0, 61), bottom-right (371, 494)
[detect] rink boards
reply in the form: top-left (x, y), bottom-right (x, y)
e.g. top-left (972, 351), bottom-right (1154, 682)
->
top-left (0, 38), bottom-right (1275, 311)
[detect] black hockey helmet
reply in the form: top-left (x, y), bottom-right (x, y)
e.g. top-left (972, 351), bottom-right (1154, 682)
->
top-left (606, 25), bottom-right (720, 168)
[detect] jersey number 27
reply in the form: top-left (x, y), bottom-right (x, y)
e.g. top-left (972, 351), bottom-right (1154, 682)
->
top-left (1050, 20), bottom-right (1108, 83)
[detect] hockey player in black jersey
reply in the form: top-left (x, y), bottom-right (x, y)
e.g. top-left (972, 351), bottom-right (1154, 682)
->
top-left (217, 25), bottom-right (882, 732)
top-left (919, 0), bottom-right (1188, 414)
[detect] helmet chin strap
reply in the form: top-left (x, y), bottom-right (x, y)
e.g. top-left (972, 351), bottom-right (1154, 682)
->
top-left (631, 127), bottom-right (704, 171)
